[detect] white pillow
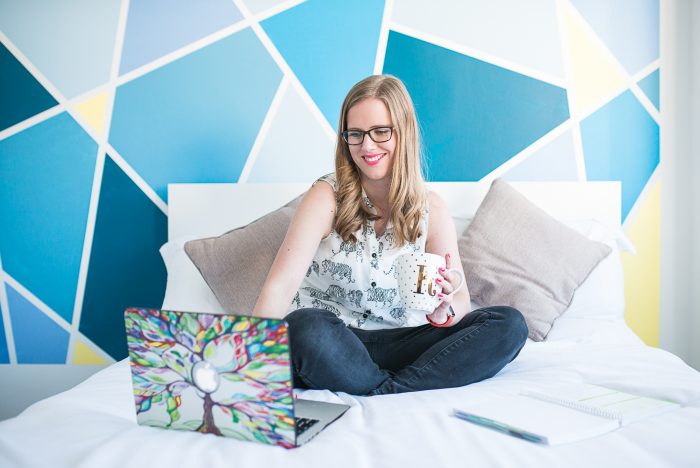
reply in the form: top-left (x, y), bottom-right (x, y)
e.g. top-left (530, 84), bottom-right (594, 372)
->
top-left (160, 237), bottom-right (225, 314)
top-left (543, 316), bottom-right (643, 344)
top-left (558, 217), bottom-right (635, 254)
top-left (560, 242), bottom-right (624, 320)
top-left (557, 219), bottom-right (633, 321)
top-left (545, 218), bottom-right (638, 342)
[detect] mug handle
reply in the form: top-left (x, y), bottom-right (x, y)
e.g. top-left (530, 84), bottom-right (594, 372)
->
top-left (441, 268), bottom-right (465, 297)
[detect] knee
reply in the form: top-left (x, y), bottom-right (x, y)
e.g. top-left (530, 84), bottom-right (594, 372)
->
top-left (285, 308), bottom-right (344, 345)
top-left (286, 307), bottom-right (341, 326)
top-left (489, 306), bottom-right (529, 345)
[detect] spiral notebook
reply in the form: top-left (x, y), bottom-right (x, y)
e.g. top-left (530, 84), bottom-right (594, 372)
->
top-left (454, 383), bottom-right (680, 445)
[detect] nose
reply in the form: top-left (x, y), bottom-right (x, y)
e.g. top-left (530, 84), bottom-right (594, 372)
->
top-left (361, 133), bottom-right (378, 151)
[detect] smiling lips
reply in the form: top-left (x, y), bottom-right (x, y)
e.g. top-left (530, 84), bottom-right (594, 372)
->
top-left (362, 153), bottom-right (384, 166)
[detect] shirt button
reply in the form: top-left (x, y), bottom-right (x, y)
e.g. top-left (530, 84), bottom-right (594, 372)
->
top-left (362, 313), bottom-right (368, 318)
top-left (372, 253), bottom-right (377, 258)
top-left (371, 281), bottom-right (376, 287)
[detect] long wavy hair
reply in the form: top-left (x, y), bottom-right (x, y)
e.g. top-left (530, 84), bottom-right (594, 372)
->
top-left (334, 75), bottom-right (427, 247)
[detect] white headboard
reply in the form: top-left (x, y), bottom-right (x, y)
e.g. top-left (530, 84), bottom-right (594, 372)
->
top-left (168, 181), bottom-right (621, 241)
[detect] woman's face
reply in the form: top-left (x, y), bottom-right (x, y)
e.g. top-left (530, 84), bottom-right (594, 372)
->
top-left (345, 97), bottom-right (396, 184)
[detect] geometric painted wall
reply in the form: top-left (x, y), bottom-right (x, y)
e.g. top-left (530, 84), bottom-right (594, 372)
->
top-left (0, 0), bottom-right (660, 381)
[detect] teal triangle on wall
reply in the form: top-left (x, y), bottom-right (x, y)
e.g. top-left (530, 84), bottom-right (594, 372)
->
top-left (0, 42), bottom-right (57, 132)
top-left (80, 155), bottom-right (167, 360)
top-left (383, 31), bottom-right (570, 181)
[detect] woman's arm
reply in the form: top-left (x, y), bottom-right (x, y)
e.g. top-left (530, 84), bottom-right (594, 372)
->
top-left (424, 191), bottom-right (471, 324)
top-left (252, 182), bottom-right (336, 319)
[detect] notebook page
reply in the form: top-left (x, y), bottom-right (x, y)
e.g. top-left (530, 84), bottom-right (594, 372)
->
top-left (455, 395), bottom-right (619, 446)
top-left (524, 384), bottom-right (680, 426)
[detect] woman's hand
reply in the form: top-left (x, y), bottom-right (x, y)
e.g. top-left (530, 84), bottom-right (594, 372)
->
top-left (425, 253), bottom-right (460, 326)
top-left (424, 192), bottom-right (471, 326)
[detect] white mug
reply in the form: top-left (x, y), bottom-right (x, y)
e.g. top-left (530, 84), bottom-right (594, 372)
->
top-left (394, 252), bottom-right (465, 313)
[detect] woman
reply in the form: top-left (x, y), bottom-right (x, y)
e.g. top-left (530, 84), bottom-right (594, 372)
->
top-left (253, 75), bottom-right (527, 395)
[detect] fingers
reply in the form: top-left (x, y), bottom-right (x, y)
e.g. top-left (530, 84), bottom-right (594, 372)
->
top-left (437, 288), bottom-right (454, 306)
top-left (437, 253), bottom-right (457, 294)
top-left (433, 253), bottom-right (458, 319)
top-left (435, 276), bottom-right (453, 295)
top-left (436, 280), bottom-right (455, 308)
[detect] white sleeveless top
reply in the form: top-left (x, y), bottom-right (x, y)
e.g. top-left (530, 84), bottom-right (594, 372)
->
top-left (288, 173), bottom-right (429, 329)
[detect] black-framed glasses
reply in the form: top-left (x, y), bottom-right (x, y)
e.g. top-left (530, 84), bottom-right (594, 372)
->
top-left (342, 127), bottom-right (394, 145)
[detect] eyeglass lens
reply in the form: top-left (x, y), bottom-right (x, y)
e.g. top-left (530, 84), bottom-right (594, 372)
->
top-left (343, 127), bottom-right (392, 145)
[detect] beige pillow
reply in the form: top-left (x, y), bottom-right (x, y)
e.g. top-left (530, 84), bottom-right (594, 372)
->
top-left (184, 195), bottom-right (303, 314)
top-left (457, 179), bottom-right (612, 341)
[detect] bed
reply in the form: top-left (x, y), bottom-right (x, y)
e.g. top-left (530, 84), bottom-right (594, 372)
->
top-left (1, 181), bottom-right (699, 468)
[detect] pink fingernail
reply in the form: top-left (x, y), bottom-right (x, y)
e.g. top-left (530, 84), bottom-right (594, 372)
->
top-left (435, 278), bottom-right (442, 283)
top-left (439, 267), bottom-right (445, 273)
top-left (438, 293), bottom-right (444, 299)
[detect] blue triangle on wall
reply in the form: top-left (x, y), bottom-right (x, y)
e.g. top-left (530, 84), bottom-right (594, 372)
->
top-left (503, 130), bottom-right (578, 181)
top-left (569, 0), bottom-right (659, 76)
top-left (110, 29), bottom-right (282, 202)
top-left (0, 112), bottom-right (97, 324)
top-left (6, 283), bottom-right (69, 364)
top-left (581, 90), bottom-right (659, 222)
top-left (0, 301), bottom-right (9, 364)
top-left (262, 0), bottom-right (385, 126)
top-left (119, 0), bottom-right (243, 74)
top-left (638, 68), bottom-right (659, 111)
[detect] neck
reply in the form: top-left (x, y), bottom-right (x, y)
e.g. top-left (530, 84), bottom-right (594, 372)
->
top-left (361, 178), bottom-right (390, 217)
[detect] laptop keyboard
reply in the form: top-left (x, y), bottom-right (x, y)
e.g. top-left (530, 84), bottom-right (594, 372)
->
top-left (294, 417), bottom-right (320, 436)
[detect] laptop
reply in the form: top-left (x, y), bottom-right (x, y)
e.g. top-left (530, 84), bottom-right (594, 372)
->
top-left (124, 307), bottom-right (350, 448)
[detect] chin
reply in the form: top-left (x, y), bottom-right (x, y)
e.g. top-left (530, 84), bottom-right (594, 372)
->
top-left (354, 160), bottom-right (393, 182)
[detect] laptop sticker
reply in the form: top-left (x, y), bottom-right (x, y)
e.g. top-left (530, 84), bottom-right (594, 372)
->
top-left (125, 308), bottom-right (296, 448)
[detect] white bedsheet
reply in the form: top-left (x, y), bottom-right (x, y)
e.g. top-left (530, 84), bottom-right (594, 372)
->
top-left (1, 322), bottom-right (699, 468)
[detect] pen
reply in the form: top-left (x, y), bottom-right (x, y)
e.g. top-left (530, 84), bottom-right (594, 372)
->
top-left (453, 410), bottom-right (547, 444)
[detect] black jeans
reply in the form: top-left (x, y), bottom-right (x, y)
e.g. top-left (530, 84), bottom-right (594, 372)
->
top-left (285, 306), bottom-right (528, 395)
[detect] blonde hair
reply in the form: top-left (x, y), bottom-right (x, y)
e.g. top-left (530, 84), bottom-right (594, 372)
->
top-left (334, 75), bottom-right (427, 247)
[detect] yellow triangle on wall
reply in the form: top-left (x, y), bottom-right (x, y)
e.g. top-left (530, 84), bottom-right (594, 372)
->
top-left (622, 180), bottom-right (660, 347)
top-left (74, 339), bottom-right (109, 365)
top-left (74, 92), bottom-right (108, 137)
top-left (561, 3), bottom-right (628, 117)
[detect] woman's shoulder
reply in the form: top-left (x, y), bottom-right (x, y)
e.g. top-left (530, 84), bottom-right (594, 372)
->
top-left (302, 174), bottom-right (337, 212)
top-left (426, 190), bottom-right (451, 224)
top-left (290, 176), bottom-right (336, 238)
top-left (313, 172), bottom-right (337, 191)
top-left (426, 189), bottom-right (447, 208)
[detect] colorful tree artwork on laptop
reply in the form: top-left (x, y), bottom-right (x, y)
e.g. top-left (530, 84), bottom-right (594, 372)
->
top-left (124, 308), bottom-right (296, 448)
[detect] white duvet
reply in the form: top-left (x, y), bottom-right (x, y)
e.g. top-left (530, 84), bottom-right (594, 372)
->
top-left (1, 320), bottom-right (699, 468)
